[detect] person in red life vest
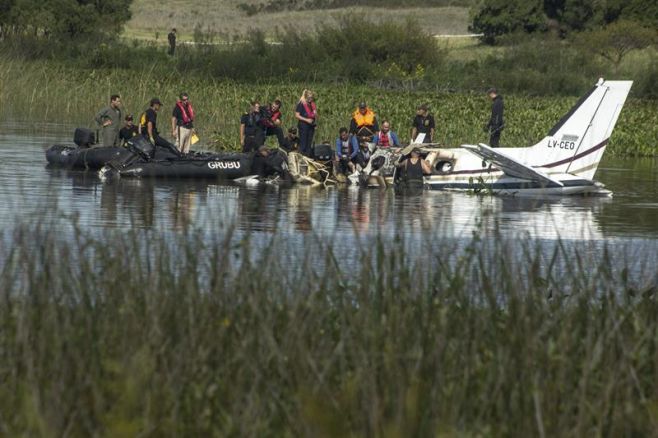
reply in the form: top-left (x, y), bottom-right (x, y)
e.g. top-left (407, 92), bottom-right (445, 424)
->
top-left (260, 99), bottom-right (286, 148)
top-left (350, 101), bottom-right (378, 142)
top-left (294, 89), bottom-right (317, 157)
top-left (372, 120), bottom-right (400, 149)
top-left (334, 127), bottom-right (358, 175)
top-left (171, 92), bottom-right (195, 154)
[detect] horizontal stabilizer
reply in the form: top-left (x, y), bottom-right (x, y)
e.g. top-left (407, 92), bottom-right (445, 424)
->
top-left (463, 144), bottom-right (563, 187)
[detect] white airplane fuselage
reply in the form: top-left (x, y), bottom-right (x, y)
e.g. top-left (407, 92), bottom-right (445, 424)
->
top-left (357, 79), bottom-right (632, 196)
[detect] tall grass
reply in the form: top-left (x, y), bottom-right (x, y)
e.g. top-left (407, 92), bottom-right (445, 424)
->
top-left (125, 1), bottom-right (471, 40)
top-left (0, 54), bottom-right (655, 156)
top-left (0, 217), bottom-right (657, 435)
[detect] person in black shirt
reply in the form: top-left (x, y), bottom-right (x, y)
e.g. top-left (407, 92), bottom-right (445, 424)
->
top-left (171, 92), bottom-right (195, 154)
top-left (485, 87), bottom-right (504, 148)
top-left (168, 28), bottom-right (176, 56)
top-left (140, 98), bottom-right (178, 153)
top-left (282, 127), bottom-right (299, 152)
top-left (119, 114), bottom-right (138, 146)
top-left (396, 147), bottom-right (432, 187)
top-left (411, 104), bottom-right (435, 144)
top-left (240, 101), bottom-right (265, 153)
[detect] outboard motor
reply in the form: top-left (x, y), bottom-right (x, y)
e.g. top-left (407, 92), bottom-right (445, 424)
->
top-left (74, 128), bottom-right (95, 148)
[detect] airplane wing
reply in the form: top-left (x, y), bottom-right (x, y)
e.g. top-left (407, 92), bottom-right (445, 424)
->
top-left (462, 143), bottom-right (563, 187)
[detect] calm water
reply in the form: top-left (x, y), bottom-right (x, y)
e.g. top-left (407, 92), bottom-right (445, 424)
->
top-left (1, 123), bottom-right (657, 245)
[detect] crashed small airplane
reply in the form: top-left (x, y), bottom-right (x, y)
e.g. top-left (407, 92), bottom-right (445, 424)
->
top-left (354, 79), bottom-right (632, 196)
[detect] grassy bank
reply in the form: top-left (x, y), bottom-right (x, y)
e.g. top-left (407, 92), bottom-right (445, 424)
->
top-left (124, 1), bottom-right (471, 41)
top-left (0, 219), bottom-right (657, 435)
top-left (0, 57), bottom-right (655, 156)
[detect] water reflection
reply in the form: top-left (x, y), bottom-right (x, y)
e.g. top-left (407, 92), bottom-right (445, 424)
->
top-left (0, 124), bottom-right (657, 241)
top-left (22, 169), bottom-right (627, 241)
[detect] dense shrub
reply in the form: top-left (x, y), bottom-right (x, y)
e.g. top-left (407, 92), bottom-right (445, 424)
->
top-left (471, 0), bottom-right (658, 43)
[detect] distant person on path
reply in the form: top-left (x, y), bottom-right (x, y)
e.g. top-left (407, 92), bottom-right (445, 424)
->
top-left (240, 100), bottom-right (265, 153)
top-left (168, 28), bottom-right (177, 55)
top-left (350, 101), bottom-right (378, 142)
top-left (119, 114), bottom-right (138, 146)
top-left (294, 89), bottom-right (317, 157)
top-left (171, 92), bottom-right (195, 154)
top-left (411, 103), bottom-right (435, 144)
top-left (372, 120), bottom-right (400, 148)
top-left (485, 87), bottom-right (504, 148)
top-left (95, 94), bottom-right (123, 147)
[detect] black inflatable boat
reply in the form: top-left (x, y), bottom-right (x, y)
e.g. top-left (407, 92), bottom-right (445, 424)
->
top-left (46, 128), bottom-right (131, 170)
top-left (99, 136), bottom-right (290, 182)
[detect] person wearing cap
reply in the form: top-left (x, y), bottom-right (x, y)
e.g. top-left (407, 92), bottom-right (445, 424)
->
top-left (240, 100), bottom-right (265, 153)
top-left (411, 103), bottom-right (435, 144)
top-left (349, 101), bottom-right (378, 141)
top-left (372, 120), bottom-right (400, 149)
top-left (139, 98), bottom-right (176, 151)
top-left (282, 127), bottom-right (299, 152)
top-left (334, 127), bottom-right (358, 175)
top-left (119, 114), bottom-right (138, 146)
top-left (396, 146), bottom-right (432, 186)
top-left (95, 94), bottom-right (123, 147)
top-left (171, 92), bottom-right (195, 154)
top-left (485, 87), bottom-right (504, 147)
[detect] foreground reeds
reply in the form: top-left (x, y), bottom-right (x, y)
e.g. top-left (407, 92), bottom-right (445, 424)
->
top-left (0, 218), bottom-right (657, 436)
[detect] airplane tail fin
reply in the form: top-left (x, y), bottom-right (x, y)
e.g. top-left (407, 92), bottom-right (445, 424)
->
top-left (526, 79), bottom-right (632, 179)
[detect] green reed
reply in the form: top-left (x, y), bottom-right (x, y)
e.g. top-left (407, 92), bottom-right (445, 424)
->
top-left (0, 56), bottom-right (656, 156)
top-left (0, 216), bottom-right (657, 436)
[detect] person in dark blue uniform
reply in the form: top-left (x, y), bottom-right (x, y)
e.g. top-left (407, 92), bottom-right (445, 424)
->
top-left (139, 98), bottom-right (177, 153)
top-left (485, 87), bottom-right (504, 148)
top-left (240, 101), bottom-right (265, 153)
top-left (294, 89), bottom-right (317, 157)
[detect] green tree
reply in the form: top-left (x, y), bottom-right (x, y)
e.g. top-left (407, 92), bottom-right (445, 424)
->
top-left (469, 0), bottom-right (544, 44)
top-left (0, 0), bottom-right (131, 38)
top-left (576, 20), bottom-right (656, 73)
